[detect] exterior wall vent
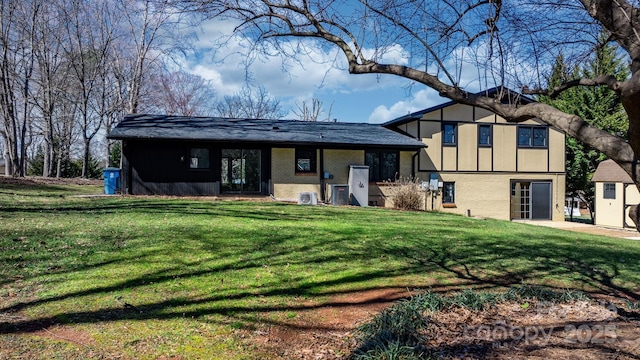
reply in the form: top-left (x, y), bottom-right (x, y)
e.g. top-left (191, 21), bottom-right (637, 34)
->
top-left (298, 192), bottom-right (318, 205)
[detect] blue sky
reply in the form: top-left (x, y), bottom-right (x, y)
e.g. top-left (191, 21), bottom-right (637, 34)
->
top-left (180, 18), bottom-right (453, 123)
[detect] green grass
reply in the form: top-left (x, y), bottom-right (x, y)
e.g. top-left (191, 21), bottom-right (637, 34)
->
top-left (1, 183), bottom-right (639, 359)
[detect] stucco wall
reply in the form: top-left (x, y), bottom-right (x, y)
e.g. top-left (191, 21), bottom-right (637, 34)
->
top-left (419, 121), bottom-right (441, 171)
top-left (493, 125), bottom-right (517, 171)
top-left (411, 116), bottom-right (564, 174)
top-left (457, 123), bottom-right (477, 171)
top-left (443, 103), bottom-right (473, 120)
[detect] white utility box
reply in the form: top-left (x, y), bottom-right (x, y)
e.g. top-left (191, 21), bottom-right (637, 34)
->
top-left (348, 165), bottom-right (369, 207)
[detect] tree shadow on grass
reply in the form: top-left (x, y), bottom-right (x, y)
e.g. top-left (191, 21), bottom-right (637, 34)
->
top-left (0, 199), bottom-right (337, 222)
top-left (0, 203), bottom-right (639, 338)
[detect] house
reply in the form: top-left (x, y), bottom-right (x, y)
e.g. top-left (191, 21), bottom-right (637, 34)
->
top-left (381, 88), bottom-right (566, 221)
top-left (592, 159), bottom-right (640, 229)
top-left (107, 114), bottom-right (425, 202)
top-left (109, 88), bottom-right (566, 221)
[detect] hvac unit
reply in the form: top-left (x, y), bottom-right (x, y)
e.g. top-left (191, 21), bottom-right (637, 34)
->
top-left (298, 192), bottom-right (318, 205)
top-left (331, 185), bottom-right (349, 205)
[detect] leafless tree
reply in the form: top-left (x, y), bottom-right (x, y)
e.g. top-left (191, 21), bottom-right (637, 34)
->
top-left (0, 0), bottom-right (41, 176)
top-left (0, 0), bottom-right (194, 177)
top-left (143, 68), bottom-right (216, 116)
top-left (103, 0), bottom-right (191, 167)
top-left (215, 85), bottom-right (286, 119)
top-left (115, 0), bottom-right (185, 114)
top-left (31, 1), bottom-right (71, 177)
top-left (59, 0), bottom-right (117, 178)
top-left (174, 0), bottom-right (640, 230)
top-left (293, 98), bottom-right (334, 122)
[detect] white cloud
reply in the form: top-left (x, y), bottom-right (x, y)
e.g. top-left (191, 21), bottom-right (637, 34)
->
top-left (185, 19), bottom-right (412, 101)
top-left (178, 17), bottom-right (540, 123)
top-left (367, 88), bottom-right (443, 124)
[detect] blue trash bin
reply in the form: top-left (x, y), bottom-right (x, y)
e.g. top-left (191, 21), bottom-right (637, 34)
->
top-left (103, 168), bottom-right (121, 195)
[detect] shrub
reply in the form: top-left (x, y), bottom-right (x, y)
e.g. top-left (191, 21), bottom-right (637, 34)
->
top-left (351, 340), bottom-right (420, 360)
top-left (624, 299), bottom-right (640, 310)
top-left (385, 177), bottom-right (424, 211)
top-left (503, 284), bottom-right (587, 303)
top-left (354, 296), bottom-right (430, 358)
top-left (351, 286), bottom-right (593, 359)
top-left (450, 289), bottom-right (500, 310)
top-left (414, 291), bottom-right (449, 313)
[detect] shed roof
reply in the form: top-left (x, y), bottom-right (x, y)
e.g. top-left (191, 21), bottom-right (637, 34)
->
top-left (592, 159), bottom-right (634, 183)
top-left (108, 114), bottom-right (426, 149)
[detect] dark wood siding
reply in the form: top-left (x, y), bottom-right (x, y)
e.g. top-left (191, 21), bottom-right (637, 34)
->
top-left (123, 139), bottom-right (272, 196)
top-left (125, 140), bottom-right (216, 196)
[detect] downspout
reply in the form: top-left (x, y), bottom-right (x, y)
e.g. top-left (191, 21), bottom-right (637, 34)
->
top-left (412, 150), bottom-right (421, 210)
top-left (624, 183), bottom-right (629, 228)
top-left (319, 148), bottom-right (325, 202)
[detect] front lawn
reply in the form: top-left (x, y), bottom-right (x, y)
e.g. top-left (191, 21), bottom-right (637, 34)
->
top-left (1, 182), bottom-right (639, 359)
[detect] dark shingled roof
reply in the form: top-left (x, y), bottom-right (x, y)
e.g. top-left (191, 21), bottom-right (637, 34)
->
top-left (592, 159), bottom-right (634, 183)
top-left (108, 114), bottom-right (426, 149)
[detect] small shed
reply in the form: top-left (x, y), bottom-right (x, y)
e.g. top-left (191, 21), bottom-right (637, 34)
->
top-left (564, 197), bottom-right (581, 217)
top-left (592, 159), bottom-right (640, 228)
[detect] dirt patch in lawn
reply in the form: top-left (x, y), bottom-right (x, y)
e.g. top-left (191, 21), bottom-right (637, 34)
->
top-left (248, 288), bottom-right (410, 358)
top-left (246, 288), bottom-right (640, 359)
top-left (31, 325), bottom-right (96, 349)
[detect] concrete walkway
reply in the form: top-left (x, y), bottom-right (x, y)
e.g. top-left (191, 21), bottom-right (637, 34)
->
top-left (514, 220), bottom-right (640, 240)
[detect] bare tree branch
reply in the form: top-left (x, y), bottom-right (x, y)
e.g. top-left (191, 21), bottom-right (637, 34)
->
top-left (522, 74), bottom-right (622, 98)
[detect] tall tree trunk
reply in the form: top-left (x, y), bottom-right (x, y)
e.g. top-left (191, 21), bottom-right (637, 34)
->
top-left (82, 137), bottom-right (90, 178)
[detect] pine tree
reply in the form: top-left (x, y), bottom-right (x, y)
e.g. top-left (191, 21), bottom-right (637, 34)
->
top-left (540, 36), bottom-right (629, 220)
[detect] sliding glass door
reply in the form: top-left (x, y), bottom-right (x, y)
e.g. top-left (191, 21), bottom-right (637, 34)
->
top-left (220, 149), bottom-right (261, 193)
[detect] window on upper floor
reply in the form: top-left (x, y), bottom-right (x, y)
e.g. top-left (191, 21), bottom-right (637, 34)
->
top-left (295, 147), bottom-right (317, 174)
top-left (603, 183), bottom-right (616, 199)
top-left (518, 126), bottom-right (547, 148)
top-left (478, 124), bottom-right (492, 146)
top-left (365, 150), bottom-right (399, 182)
top-left (443, 123), bottom-right (457, 145)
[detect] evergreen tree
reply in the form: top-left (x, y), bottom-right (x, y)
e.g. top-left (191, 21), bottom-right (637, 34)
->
top-left (109, 142), bottom-right (121, 168)
top-left (540, 36), bottom-right (629, 220)
top-left (28, 145), bottom-right (102, 179)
